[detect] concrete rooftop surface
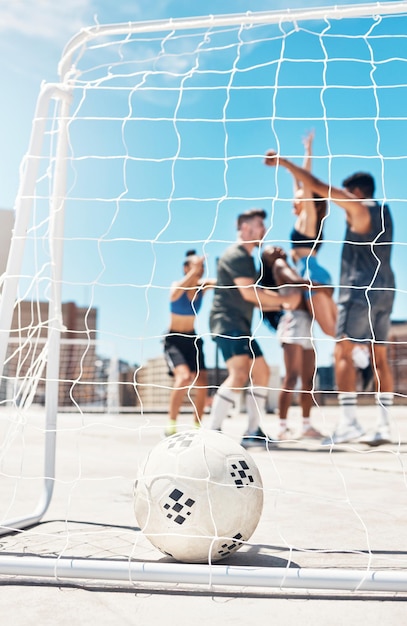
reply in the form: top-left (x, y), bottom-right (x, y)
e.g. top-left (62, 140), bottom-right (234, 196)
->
top-left (0, 403), bottom-right (407, 625)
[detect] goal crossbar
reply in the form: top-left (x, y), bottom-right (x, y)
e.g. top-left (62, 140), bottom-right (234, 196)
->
top-left (59, 2), bottom-right (407, 79)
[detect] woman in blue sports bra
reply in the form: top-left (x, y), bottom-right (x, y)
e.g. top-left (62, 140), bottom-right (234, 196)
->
top-left (289, 131), bottom-right (337, 337)
top-left (164, 250), bottom-right (216, 436)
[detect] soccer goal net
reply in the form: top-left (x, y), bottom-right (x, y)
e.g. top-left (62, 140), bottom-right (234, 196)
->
top-left (0, 2), bottom-right (407, 592)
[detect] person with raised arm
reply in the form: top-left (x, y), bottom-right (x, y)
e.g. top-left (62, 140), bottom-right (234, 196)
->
top-left (264, 149), bottom-right (395, 446)
top-left (164, 250), bottom-right (215, 436)
top-left (288, 131), bottom-right (337, 337)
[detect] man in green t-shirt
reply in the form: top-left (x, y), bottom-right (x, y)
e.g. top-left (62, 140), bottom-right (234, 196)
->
top-left (209, 208), bottom-right (299, 448)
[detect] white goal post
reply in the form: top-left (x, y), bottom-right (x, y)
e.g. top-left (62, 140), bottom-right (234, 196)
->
top-left (0, 2), bottom-right (407, 592)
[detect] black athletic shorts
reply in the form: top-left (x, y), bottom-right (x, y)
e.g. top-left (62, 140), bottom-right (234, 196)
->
top-left (164, 332), bottom-right (206, 375)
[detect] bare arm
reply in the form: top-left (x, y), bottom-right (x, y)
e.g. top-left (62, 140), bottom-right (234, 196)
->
top-left (200, 278), bottom-right (217, 290)
top-left (170, 257), bottom-right (205, 301)
top-left (302, 130), bottom-right (314, 172)
top-left (295, 131), bottom-right (320, 237)
top-left (272, 258), bottom-right (309, 288)
top-left (293, 130), bottom-right (313, 194)
top-left (234, 276), bottom-right (301, 311)
top-left (265, 150), bottom-right (371, 234)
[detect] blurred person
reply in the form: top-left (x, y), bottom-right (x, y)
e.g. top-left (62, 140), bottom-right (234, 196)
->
top-left (261, 245), bottom-right (322, 440)
top-left (265, 149), bottom-right (395, 446)
top-left (164, 250), bottom-right (215, 436)
top-left (288, 130), bottom-right (337, 337)
top-left (208, 209), bottom-right (300, 448)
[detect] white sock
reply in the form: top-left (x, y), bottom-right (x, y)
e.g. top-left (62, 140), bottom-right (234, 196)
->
top-left (338, 392), bottom-right (358, 427)
top-left (210, 387), bottom-right (241, 430)
top-left (279, 418), bottom-right (288, 434)
top-left (375, 392), bottom-right (393, 430)
top-left (302, 417), bottom-right (311, 432)
top-left (245, 389), bottom-right (268, 433)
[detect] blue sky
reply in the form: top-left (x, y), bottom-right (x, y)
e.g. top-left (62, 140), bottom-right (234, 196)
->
top-left (1, 0), bottom-right (406, 370)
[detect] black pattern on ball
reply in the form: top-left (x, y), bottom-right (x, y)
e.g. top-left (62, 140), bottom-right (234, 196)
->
top-left (229, 459), bottom-right (255, 488)
top-left (217, 533), bottom-right (244, 557)
top-left (161, 488), bottom-right (196, 525)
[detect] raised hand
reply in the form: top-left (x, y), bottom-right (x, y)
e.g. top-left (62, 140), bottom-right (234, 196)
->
top-left (264, 149), bottom-right (279, 167)
top-left (302, 129), bottom-right (315, 155)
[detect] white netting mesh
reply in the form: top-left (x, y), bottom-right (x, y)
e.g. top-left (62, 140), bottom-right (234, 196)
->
top-left (0, 5), bottom-right (407, 590)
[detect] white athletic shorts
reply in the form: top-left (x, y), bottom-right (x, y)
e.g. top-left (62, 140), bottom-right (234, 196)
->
top-left (277, 309), bottom-right (313, 350)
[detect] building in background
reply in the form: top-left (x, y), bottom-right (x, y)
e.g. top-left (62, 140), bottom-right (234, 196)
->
top-left (0, 209), bottom-right (14, 276)
top-left (135, 356), bottom-right (280, 413)
top-left (135, 356), bottom-right (228, 414)
top-left (3, 300), bottom-right (97, 407)
top-left (1, 300), bottom-right (137, 410)
top-left (1, 198), bottom-right (406, 411)
top-left (1, 303), bottom-right (406, 412)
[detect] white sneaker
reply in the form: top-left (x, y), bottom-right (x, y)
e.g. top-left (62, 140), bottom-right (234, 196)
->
top-left (322, 420), bottom-right (365, 445)
top-left (364, 428), bottom-right (392, 447)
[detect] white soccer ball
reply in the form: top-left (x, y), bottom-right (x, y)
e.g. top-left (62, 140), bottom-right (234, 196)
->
top-left (134, 429), bottom-right (264, 563)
